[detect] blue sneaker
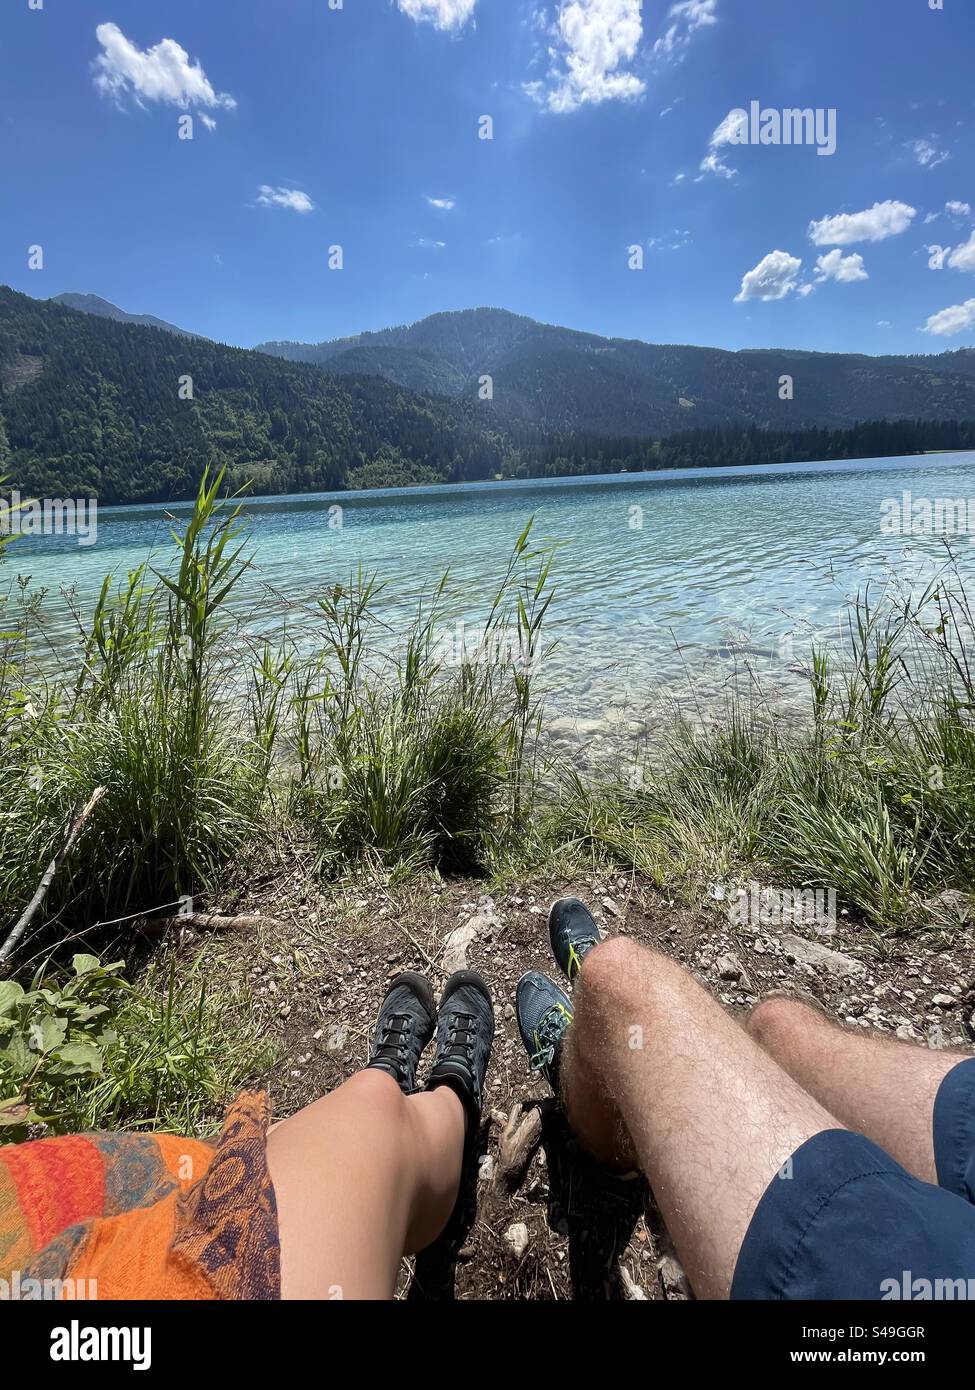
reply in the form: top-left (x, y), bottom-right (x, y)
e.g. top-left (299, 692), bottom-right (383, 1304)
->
top-left (548, 897), bottom-right (600, 982)
top-left (516, 970), bottom-right (573, 1092)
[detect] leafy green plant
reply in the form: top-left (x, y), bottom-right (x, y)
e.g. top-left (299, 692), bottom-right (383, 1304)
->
top-left (0, 953), bottom-right (126, 1138)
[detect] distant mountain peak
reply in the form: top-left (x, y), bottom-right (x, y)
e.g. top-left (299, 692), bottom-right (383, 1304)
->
top-left (50, 292), bottom-right (201, 341)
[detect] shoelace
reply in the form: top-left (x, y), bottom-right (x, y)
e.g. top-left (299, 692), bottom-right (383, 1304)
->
top-left (375, 1012), bottom-right (412, 1065)
top-left (530, 1005), bottom-right (570, 1073)
top-left (443, 1010), bottom-right (476, 1061)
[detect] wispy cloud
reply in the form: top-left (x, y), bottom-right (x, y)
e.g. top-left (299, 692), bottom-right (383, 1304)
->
top-left (425, 195), bottom-right (456, 210)
top-left (734, 250), bottom-right (803, 303)
top-left (698, 108), bottom-right (746, 180)
top-left (257, 186), bottom-right (315, 214)
top-left (396, 0), bottom-right (477, 31)
top-left (808, 200), bottom-right (916, 246)
top-left (909, 137), bottom-right (950, 170)
top-left (654, 0), bottom-right (718, 62)
top-left (92, 23), bottom-right (235, 122)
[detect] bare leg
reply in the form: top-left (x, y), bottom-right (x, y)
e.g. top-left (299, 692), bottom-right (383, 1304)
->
top-left (747, 996), bottom-right (970, 1185)
top-left (266, 1069), bottom-right (466, 1300)
top-left (560, 938), bottom-right (843, 1300)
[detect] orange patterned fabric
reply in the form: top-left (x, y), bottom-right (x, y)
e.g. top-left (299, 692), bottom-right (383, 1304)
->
top-left (0, 1092), bottom-right (280, 1300)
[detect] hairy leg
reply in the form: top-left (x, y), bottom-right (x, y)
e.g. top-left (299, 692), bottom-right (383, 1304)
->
top-left (747, 996), bottom-right (970, 1185)
top-left (560, 938), bottom-right (842, 1299)
top-left (266, 1069), bottom-right (465, 1300)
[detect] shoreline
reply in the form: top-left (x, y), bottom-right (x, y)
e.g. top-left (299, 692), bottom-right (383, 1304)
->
top-left (89, 449), bottom-right (975, 519)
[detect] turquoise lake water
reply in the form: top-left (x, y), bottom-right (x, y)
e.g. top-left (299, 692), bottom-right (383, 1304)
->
top-left (8, 451), bottom-right (975, 752)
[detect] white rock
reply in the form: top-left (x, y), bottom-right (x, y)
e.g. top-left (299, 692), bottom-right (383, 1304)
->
top-left (657, 1253), bottom-right (692, 1298)
top-left (505, 1222), bottom-right (529, 1259)
top-left (442, 923), bottom-right (478, 973)
top-left (620, 1265), bottom-right (649, 1300)
top-left (777, 934), bottom-right (865, 979)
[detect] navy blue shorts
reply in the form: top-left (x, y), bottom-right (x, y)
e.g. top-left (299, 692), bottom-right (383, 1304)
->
top-left (731, 1057), bottom-right (975, 1300)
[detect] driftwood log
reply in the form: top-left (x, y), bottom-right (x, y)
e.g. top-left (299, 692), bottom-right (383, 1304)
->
top-left (496, 1100), bottom-right (544, 1190)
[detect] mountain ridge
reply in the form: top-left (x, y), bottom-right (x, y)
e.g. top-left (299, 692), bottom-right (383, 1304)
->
top-left (254, 306), bottom-right (975, 437)
top-left (50, 293), bottom-right (203, 341)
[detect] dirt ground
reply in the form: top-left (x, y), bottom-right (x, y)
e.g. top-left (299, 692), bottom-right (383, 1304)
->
top-left (180, 864), bottom-right (975, 1301)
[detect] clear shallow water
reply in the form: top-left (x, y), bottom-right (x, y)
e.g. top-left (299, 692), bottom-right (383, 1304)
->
top-left (8, 452), bottom-right (975, 751)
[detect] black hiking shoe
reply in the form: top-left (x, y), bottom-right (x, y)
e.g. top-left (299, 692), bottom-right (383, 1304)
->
top-left (548, 897), bottom-right (601, 983)
top-left (426, 971), bottom-right (494, 1138)
top-left (516, 970), bottom-right (573, 1093)
top-left (366, 971), bottom-right (437, 1094)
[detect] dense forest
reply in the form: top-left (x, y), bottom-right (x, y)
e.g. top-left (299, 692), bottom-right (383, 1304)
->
top-left (0, 288), bottom-right (516, 503)
top-left (2, 287), bottom-right (974, 505)
top-left (259, 305), bottom-right (975, 438)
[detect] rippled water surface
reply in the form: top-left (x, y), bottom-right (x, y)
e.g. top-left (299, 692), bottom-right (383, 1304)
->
top-left (10, 452), bottom-right (975, 738)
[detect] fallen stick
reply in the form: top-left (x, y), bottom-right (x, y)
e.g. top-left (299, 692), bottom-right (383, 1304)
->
top-left (0, 787), bottom-right (107, 972)
top-left (146, 912), bottom-right (284, 934)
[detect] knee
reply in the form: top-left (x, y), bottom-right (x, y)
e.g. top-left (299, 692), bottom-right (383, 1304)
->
top-left (746, 994), bottom-right (819, 1048)
top-left (577, 936), bottom-right (683, 1016)
top-left (578, 935), bottom-right (646, 997)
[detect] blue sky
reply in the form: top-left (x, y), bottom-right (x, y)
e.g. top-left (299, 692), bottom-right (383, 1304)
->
top-left (1, 0), bottom-right (973, 355)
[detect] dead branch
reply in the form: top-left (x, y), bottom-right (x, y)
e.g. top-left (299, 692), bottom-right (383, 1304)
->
top-left (0, 787), bottom-right (107, 972)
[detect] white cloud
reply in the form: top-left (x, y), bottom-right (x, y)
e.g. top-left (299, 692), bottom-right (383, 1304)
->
top-left (877, 320), bottom-right (892, 328)
top-left (947, 201), bottom-right (973, 218)
top-left (199, 113), bottom-right (217, 132)
top-left (948, 232), bottom-right (975, 273)
top-left (923, 299), bottom-right (975, 337)
top-left (798, 283), bottom-right (814, 298)
top-left (646, 229), bottom-right (691, 253)
top-left (530, 0), bottom-right (645, 114)
top-left (808, 200), bottom-right (916, 246)
top-left (698, 107), bottom-right (746, 179)
top-left (815, 249), bottom-right (869, 284)
top-left (417, 238), bottom-right (447, 248)
top-left (734, 250), bottom-right (803, 303)
top-left (909, 138), bottom-right (950, 170)
top-left (654, 0), bottom-right (718, 60)
top-left (396, 0), bottom-right (477, 30)
top-left (425, 195), bottom-right (456, 210)
top-left (257, 186), bottom-right (315, 214)
top-left (92, 23), bottom-right (235, 113)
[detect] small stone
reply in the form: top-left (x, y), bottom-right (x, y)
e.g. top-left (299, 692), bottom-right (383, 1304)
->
top-left (478, 1154), bottom-right (496, 1183)
top-left (658, 1253), bottom-right (692, 1298)
top-left (505, 1222), bottom-right (530, 1259)
top-left (932, 994), bottom-right (956, 1009)
top-left (716, 952), bottom-right (752, 990)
